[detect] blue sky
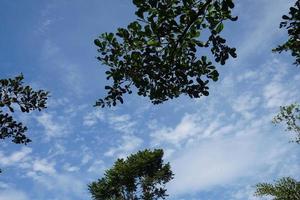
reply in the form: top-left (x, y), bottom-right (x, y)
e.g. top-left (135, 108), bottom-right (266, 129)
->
top-left (0, 0), bottom-right (300, 199)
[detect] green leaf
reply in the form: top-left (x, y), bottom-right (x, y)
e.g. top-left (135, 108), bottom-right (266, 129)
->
top-left (135, 8), bottom-right (144, 19)
top-left (147, 40), bottom-right (160, 46)
top-left (94, 39), bottom-right (101, 47)
top-left (133, 0), bottom-right (143, 6)
top-left (202, 91), bottom-right (209, 96)
top-left (226, 0), bottom-right (235, 9)
top-left (215, 23), bottom-right (224, 34)
top-left (106, 33), bottom-right (114, 41)
top-left (282, 15), bottom-right (290, 20)
top-left (209, 70), bottom-right (219, 81)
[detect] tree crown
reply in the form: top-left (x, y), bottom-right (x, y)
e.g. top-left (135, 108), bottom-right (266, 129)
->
top-left (89, 149), bottom-right (173, 200)
top-left (94, 0), bottom-right (237, 107)
top-left (255, 177), bottom-right (300, 200)
top-left (273, 1), bottom-right (300, 66)
top-left (0, 74), bottom-right (48, 144)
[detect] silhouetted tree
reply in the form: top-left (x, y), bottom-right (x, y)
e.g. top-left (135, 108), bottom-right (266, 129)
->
top-left (271, 0), bottom-right (300, 143)
top-left (255, 177), bottom-right (300, 200)
top-left (255, 1), bottom-right (300, 198)
top-left (0, 74), bottom-right (48, 144)
top-left (273, 103), bottom-right (300, 143)
top-left (89, 149), bottom-right (173, 200)
top-left (273, 0), bottom-right (300, 66)
top-left (94, 0), bottom-right (237, 107)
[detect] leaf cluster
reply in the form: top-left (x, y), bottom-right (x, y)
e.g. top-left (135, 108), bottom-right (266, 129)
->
top-left (94, 0), bottom-right (237, 107)
top-left (88, 149), bottom-right (174, 200)
top-left (0, 74), bottom-right (48, 144)
top-left (255, 3), bottom-right (300, 200)
top-left (273, 1), bottom-right (300, 66)
top-left (273, 103), bottom-right (300, 143)
top-left (255, 177), bottom-right (300, 200)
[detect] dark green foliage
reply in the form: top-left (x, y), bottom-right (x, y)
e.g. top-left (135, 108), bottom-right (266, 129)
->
top-left (88, 149), bottom-right (174, 200)
top-left (272, 1), bottom-right (300, 142)
top-left (254, 3), bottom-right (300, 199)
top-left (255, 177), bottom-right (300, 200)
top-left (94, 0), bottom-right (237, 107)
top-left (0, 74), bottom-right (48, 144)
top-left (273, 0), bottom-right (300, 66)
top-left (273, 103), bottom-right (300, 143)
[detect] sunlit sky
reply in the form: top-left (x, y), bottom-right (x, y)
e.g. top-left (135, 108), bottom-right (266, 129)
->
top-left (0, 0), bottom-right (300, 200)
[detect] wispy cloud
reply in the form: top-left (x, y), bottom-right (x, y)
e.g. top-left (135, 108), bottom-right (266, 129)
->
top-left (0, 147), bottom-right (32, 167)
top-left (40, 39), bottom-right (88, 96)
top-left (151, 114), bottom-right (201, 146)
top-left (0, 189), bottom-right (29, 200)
top-left (83, 109), bottom-right (136, 134)
top-left (263, 80), bottom-right (298, 109)
top-left (148, 55), bottom-right (300, 198)
top-left (168, 128), bottom-right (294, 197)
top-left (63, 163), bottom-right (80, 172)
top-left (36, 112), bottom-right (70, 139)
top-left (32, 159), bottom-right (56, 175)
top-left (82, 109), bottom-right (142, 158)
top-left (104, 134), bottom-right (143, 158)
top-left (230, 186), bottom-right (260, 200)
top-left (2, 0), bottom-right (300, 199)
top-left (232, 93), bottom-right (260, 119)
top-left (232, 0), bottom-right (293, 66)
top-left (87, 160), bottom-right (105, 175)
top-left (83, 109), bottom-right (105, 127)
top-left (27, 171), bottom-right (86, 199)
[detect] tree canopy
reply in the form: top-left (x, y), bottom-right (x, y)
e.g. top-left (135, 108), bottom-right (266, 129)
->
top-left (254, 2), bottom-right (300, 198)
top-left (273, 103), bottom-right (300, 143)
top-left (88, 149), bottom-right (173, 200)
top-left (271, 0), bottom-right (300, 143)
top-left (94, 0), bottom-right (237, 107)
top-left (0, 74), bottom-right (48, 144)
top-left (273, 0), bottom-right (300, 66)
top-left (255, 177), bottom-right (300, 200)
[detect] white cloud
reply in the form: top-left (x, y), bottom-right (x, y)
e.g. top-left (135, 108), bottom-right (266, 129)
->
top-left (151, 114), bottom-right (200, 146)
top-left (263, 80), bottom-right (297, 109)
top-left (63, 163), bottom-right (80, 172)
top-left (36, 112), bottom-right (70, 138)
top-left (82, 110), bottom-right (141, 159)
top-left (105, 134), bottom-right (143, 158)
top-left (0, 147), bottom-right (32, 166)
top-left (0, 189), bottom-right (29, 200)
top-left (168, 130), bottom-right (292, 197)
top-left (147, 56), bottom-right (300, 197)
top-left (150, 112), bottom-right (231, 147)
top-left (230, 186), bottom-right (261, 200)
top-left (87, 160), bottom-right (105, 175)
top-left (2, 1), bottom-right (299, 200)
top-left (232, 93), bottom-right (260, 119)
top-left (82, 110), bottom-right (136, 134)
top-left (233, 0), bottom-right (293, 66)
top-left (294, 74), bottom-right (300, 81)
top-left (41, 39), bottom-right (59, 60)
top-left (40, 39), bottom-right (88, 96)
top-left (48, 142), bottom-right (67, 158)
top-left (144, 53), bottom-right (300, 199)
top-left (0, 182), bottom-right (9, 189)
top-left (237, 70), bottom-right (257, 82)
top-left (81, 153), bottom-right (92, 165)
top-left (107, 114), bottom-right (136, 134)
top-left (83, 109), bottom-right (105, 127)
top-left (27, 171), bottom-right (86, 199)
top-left (47, 97), bottom-right (70, 108)
top-left (32, 159), bottom-right (56, 175)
